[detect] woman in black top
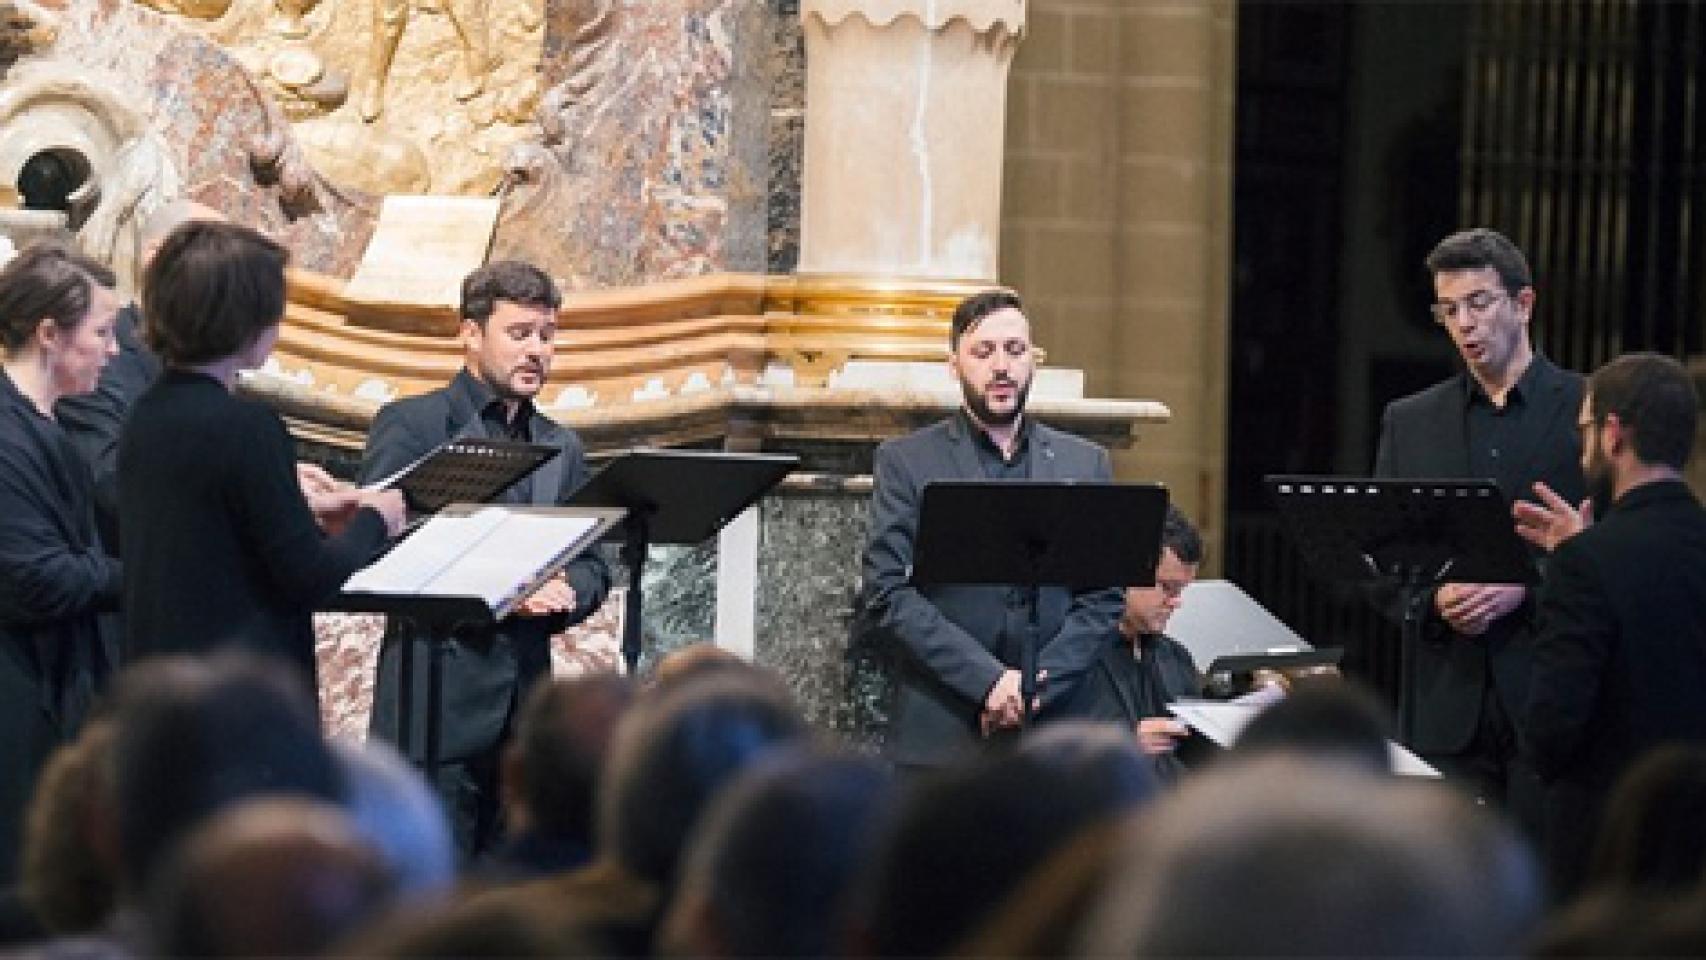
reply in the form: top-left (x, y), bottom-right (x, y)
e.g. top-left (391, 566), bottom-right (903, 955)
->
top-left (117, 221), bottom-right (405, 693)
top-left (0, 243), bottom-right (124, 883)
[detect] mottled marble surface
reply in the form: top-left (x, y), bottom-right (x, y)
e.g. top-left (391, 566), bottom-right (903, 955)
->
top-left (492, 0), bottom-right (774, 288)
top-left (766, 0), bottom-right (803, 272)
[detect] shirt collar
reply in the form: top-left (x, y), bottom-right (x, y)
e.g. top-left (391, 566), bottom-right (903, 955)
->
top-left (453, 368), bottom-right (536, 430)
top-left (959, 407), bottom-right (1031, 460)
top-left (1464, 355), bottom-right (1543, 408)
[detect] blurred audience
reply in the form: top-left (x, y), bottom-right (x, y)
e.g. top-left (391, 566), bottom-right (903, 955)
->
top-left (1233, 676), bottom-right (1394, 773)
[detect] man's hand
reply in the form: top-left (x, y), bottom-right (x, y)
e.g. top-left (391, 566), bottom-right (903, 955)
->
top-left (1435, 582), bottom-right (1527, 637)
top-left (1513, 480), bottom-right (1593, 553)
top-left (357, 488), bottom-right (408, 538)
top-left (980, 669), bottom-right (1025, 736)
top-left (515, 574), bottom-right (577, 618)
top-left (297, 463), bottom-right (364, 534)
top-left (1136, 717), bottom-right (1189, 756)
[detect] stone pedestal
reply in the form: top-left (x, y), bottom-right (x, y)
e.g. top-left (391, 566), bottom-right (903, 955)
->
top-left (799, 0), bottom-right (1025, 281)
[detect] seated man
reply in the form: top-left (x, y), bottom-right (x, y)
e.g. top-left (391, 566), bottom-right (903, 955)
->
top-left (1057, 506), bottom-right (1204, 776)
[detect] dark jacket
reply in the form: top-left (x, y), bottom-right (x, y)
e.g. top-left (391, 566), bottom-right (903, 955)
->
top-left (54, 303), bottom-right (159, 553)
top-left (1059, 629), bottom-right (1203, 779)
top-left (119, 370), bottom-right (389, 687)
top-left (1523, 480), bottom-right (1706, 893)
top-left (359, 369), bottom-right (612, 763)
top-left (0, 371), bottom-right (121, 882)
top-left (1372, 355), bottom-right (1585, 753)
top-left (855, 414), bottom-right (1123, 766)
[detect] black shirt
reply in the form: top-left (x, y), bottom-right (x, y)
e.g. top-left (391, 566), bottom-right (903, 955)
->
top-left (963, 409), bottom-right (1034, 480)
top-left (1464, 359), bottom-right (1547, 502)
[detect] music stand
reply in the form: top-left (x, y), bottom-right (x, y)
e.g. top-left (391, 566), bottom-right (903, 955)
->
top-left (911, 480), bottom-right (1169, 721)
top-left (1265, 475), bottom-right (1537, 743)
top-left (338, 504), bottom-right (623, 775)
top-left (569, 449), bottom-right (799, 672)
top-left (367, 437), bottom-right (559, 515)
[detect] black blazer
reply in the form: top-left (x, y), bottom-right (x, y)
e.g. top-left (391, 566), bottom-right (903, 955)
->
top-left (1523, 480), bottom-right (1706, 890)
top-left (359, 370), bottom-right (612, 763)
top-left (119, 370), bottom-right (390, 687)
top-left (856, 414), bottom-right (1123, 766)
top-left (54, 303), bottom-right (160, 552)
top-left (0, 372), bottom-right (121, 882)
top-left (1372, 355), bottom-right (1585, 753)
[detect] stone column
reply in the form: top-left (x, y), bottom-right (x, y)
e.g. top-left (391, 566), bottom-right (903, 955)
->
top-left (799, 0), bottom-right (1025, 282)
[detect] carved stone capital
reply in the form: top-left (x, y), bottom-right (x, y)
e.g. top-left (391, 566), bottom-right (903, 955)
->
top-left (802, 0), bottom-right (1024, 35)
top-left (798, 0), bottom-right (1025, 282)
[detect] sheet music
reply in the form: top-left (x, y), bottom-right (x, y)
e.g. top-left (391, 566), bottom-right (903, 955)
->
top-left (1167, 698), bottom-right (1441, 778)
top-left (343, 509), bottom-right (597, 612)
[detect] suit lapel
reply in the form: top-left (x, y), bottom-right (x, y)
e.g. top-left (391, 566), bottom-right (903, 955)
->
top-left (1438, 374), bottom-right (1473, 476)
top-left (1030, 421), bottom-right (1057, 480)
top-left (945, 414), bottom-right (985, 480)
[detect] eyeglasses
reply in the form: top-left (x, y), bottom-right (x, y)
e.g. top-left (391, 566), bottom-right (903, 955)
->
top-left (1430, 289), bottom-right (1509, 325)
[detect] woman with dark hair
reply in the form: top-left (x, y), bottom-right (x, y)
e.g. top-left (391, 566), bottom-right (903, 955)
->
top-left (0, 242), bottom-right (124, 885)
top-left (117, 221), bottom-right (405, 696)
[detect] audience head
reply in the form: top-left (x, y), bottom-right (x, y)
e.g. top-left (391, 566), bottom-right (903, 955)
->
top-left (857, 725), bottom-right (1155, 957)
top-left (662, 748), bottom-right (897, 958)
top-left (1585, 743), bottom-right (1706, 896)
top-left (647, 643), bottom-right (751, 697)
top-left (1233, 677), bottom-right (1394, 773)
top-left (0, 240), bottom-right (120, 401)
top-left (1079, 757), bottom-right (1543, 956)
top-left (332, 738), bottom-right (455, 901)
top-left (947, 288), bottom-right (1033, 429)
top-left (504, 673), bottom-right (632, 845)
top-left (1121, 504), bottom-right (1203, 637)
top-left (20, 720), bottom-right (120, 934)
top-left (599, 670), bottom-right (809, 892)
top-left (109, 654), bottom-right (340, 895)
top-left (458, 260), bottom-right (560, 404)
top-left (148, 798), bottom-right (393, 958)
top-left (141, 220), bottom-right (287, 369)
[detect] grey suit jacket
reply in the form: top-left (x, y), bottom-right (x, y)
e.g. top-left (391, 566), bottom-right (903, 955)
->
top-left (856, 414), bottom-right (1124, 766)
top-left (1372, 354), bottom-right (1584, 754)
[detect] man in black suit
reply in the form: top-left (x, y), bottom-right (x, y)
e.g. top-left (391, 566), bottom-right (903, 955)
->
top-left (1373, 228), bottom-right (1585, 816)
top-left (856, 290), bottom-right (1122, 769)
top-left (359, 260), bottom-right (611, 857)
top-left (1514, 352), bottom-right (1706, 896)
top-left (1056, 505), bottom-right (1203, 779)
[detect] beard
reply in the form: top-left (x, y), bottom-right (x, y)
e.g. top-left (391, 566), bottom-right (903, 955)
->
top-left (1585, 451), bottom-right (1617, 518)
top-left (477, 357), bottom-right (545, 403)
top-left (960, 376), bottom-right (1031, 428)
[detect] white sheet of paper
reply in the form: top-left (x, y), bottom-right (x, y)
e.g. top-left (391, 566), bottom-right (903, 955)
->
top-left (1167, 698), bottom-right (1442, 778)
top-left (344, 508), bottom-right (507, 595)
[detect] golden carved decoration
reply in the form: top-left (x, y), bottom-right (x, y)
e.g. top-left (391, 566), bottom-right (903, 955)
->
top-left (259, 269), bottom-right (1169, 453)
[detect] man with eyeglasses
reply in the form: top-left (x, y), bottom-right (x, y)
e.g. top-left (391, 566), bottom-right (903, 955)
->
top-left (1372, 228), bottom-right (1585, 827)
top-left (1057, 505), bottom-right (1207, 779)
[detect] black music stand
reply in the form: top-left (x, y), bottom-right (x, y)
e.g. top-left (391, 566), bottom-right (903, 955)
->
top-left (569, 449), bottom-right (799, 672)
top-left (912, 481), bottom-right (1169, 721)
top-left (1265, 475), bottom-right (1537, 744)
top-left (338, 504), bottom-right (623, 776)
top-left (369, 437), bottom-right (559, 515)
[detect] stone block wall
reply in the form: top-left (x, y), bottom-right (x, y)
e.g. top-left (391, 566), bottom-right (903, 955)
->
top-left (1000, 0), bottom-right (1234, 558)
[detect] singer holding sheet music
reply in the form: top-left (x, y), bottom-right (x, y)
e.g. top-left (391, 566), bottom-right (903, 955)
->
top-left (359, 260), bottom-right (611, 857)
top-left (118, 222), bottom-right (407, 691)
top-left (855, 290), bottom-right (1122, 769)
top-left (1370, 229), bottom-right (1583, 820)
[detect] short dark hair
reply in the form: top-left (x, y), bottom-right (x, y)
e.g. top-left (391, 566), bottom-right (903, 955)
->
top-left (949, 289), bottom-right (1023, 349)
top-left (0, 241), bottom-right (115, 351)
top-left (1425, 228), bottom-right (1533, 294)
top-left (1160, 505), bottom-right (1204, 565)
top-left (515, 674), bottom-right (632, 839)
top-left (1588, 352), bottom-right (1698, 471)
top-left (142, 221), bottom-right (288, 366)
top-left (461, 260), bottom-right (561, 325)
